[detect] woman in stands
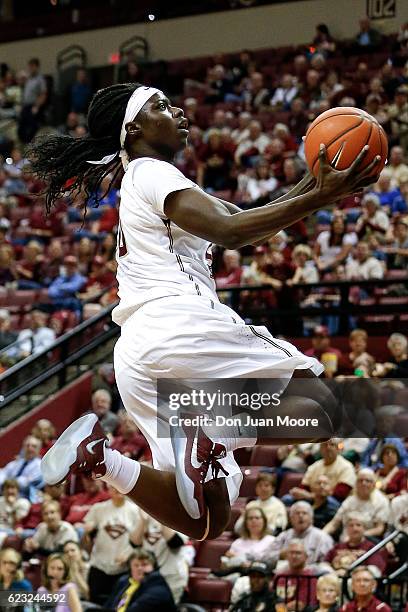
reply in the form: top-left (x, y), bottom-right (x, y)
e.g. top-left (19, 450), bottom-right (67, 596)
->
top-left (222, 507), bottom-right (275, 572)
top-left (29, 83), bottom-right (380, 541)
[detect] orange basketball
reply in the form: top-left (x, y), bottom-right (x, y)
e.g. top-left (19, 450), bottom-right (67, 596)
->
top-left (304, 107), bottom-right (388, 178)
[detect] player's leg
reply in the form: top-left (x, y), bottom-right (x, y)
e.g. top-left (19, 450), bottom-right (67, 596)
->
top-left (41, 413), bottom-right (230, 540)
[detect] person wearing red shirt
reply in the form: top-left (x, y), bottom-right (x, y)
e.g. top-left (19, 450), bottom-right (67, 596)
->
top-left (305, 326), bottom-right (343, 378)
top-left (215, 249), bottom-right (242, 288)
top-left (324, 514), bottom-right (387, 577)
top-left (110, 413), bottom-right (151, 462)
top-left (275, 540), bottom-right (317, 611)
top-left (15, 483), bottom-right (69, 538)
top-left (340, 567), bottom-right (391, 612)
top-left (65, 476), bottom-right (110, 528)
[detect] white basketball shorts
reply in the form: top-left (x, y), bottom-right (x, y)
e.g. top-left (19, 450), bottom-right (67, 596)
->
top-left (114, 294), bottom-right (323, 504)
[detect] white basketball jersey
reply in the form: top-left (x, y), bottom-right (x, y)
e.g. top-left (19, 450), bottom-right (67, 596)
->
top-left (112, 157), bottom-right (218, 326)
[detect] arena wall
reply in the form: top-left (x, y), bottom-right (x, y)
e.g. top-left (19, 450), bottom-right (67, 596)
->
top-left (1, 0), bottom-right (406, 76)
top-left (0, 372), bottom-right (92, 463)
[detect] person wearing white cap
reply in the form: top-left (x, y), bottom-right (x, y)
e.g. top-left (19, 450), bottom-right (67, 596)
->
top-left (29, 82), bottom-right (381, 542)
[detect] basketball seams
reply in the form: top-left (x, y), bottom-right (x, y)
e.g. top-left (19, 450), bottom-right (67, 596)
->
top-left (305, 110), bottom-right (369, 139)
top-left (310, 117), bottom-right (366, 174)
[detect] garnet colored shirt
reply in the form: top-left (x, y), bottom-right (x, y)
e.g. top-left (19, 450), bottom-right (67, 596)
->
top-left (110, 432), bottom-right (152, 461)
top-left (325, 539), bottom-right (387, 574)
top-left (340, 596), bottom-right (391, 612)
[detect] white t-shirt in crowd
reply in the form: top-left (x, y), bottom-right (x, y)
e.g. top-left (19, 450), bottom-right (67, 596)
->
top-left (113, 158), bottom-right (218, 326)
top-left (84, 498), bottom-right (142, 575)
top-left (316, 230), bottom-right (357, 266)
top-left (345, 256), bottom-right (384, 280)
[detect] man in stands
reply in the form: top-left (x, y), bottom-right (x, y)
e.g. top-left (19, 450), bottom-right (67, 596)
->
top-left (231, 560), bottom-right (282, 612)
top-left (275, 540), bottom-right (318, 611)
top-left (283, 440), bottom-right (356, 505)
top-left (345, 241), bottom-right (385, 281)
top-left (310, 474), bottom-right (341, 530)
top-left (15, 482), bottom-right (69, 538)
top-left (88, 388), bottom-right (118, 435)
top-left (0, 436), bottom-right (43, 499)
top-left (340, 567), bottom-right (391, 612)
top-left (304, 326), bottom-right (343, 377)
top-left (48, 254), bottom-right (86, 319)
top-left (268, 501), bottom-right (333, 567)
top-left (214, 249), bottom-right (243, 288)
top-left (324, 513), bottom-right (387, 577)
top-left (14, 310), bottom-right (55, 359)
top-left (17, 58), bottom-right (47, 144)
top-left (0, 309), bottom-right (17, 351)
top-left (324, 469), bottom-right (389, 540)
top-left (24, 499), bottom-right (78, 555)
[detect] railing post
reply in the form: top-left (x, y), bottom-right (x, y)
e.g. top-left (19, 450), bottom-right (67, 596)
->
top-left (339, 282), bottom-right (350, 334)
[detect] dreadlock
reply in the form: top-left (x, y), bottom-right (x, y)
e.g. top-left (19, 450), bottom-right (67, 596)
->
top-left (27, 82), bottom-right (142, 213)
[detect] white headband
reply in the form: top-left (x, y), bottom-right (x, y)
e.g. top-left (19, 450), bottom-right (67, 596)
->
top-left (86, 86), bottom-right (162, 171)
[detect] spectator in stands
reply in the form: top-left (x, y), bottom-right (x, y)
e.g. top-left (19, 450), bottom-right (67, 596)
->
top-left (289, 98), bottom-right (309, 142)
top-left (0, 435), bottom-right (42, 499)
top-left (340, 567), bottom-right (391, 612)
top-left (133, 513), bottom-right (189, 604)
top-left (345, 241), bottom-right (384, 281)
top-left (230, 560), bottom-right (281, 612)
top-left (375, 444), bottom-right (406, 498)
top-left (223, 507), bottom-right (275, 571)
top-left (243, 71), bottom-right (270, 111)
top-left (89, 388), bottom-right (118, 435)
top-left (83, 485), bottom-right (142, 605)
top-left (197, 128), bottom-right (234, 191)
top-left (78, 255), bottom-right (116, 301)
top-left (215, 249), bottom-right (243, 288)
top-left (360, 405), bottom-right (408, 469)
top-left (205, 64), bottom-right (233, 104)
top-left (324, 468), bottom-right (389, 540)
top-left (305, 326), bottom-right (343, 377)
top-left (63, 540), bottom-right (90, 601)
top-left (58, 111), bottom-right (81, 137)
top-left (41, 238), bottom-right (64, 286)
top-left (312, 23), bottom-right (336, 57)
top-left (15, 240), bottom-right (45, 289)
top-left (372, 333), bottom-right (408, 378)
top-left (387, 86), bottom-right (408, 152)
top-left (310, 475), bottom-right (341, 531)
top-left (303, 573), bottom-right (341, 612)
top-left (111, 412), bottom-right (151, 461)
top-left (0, 548), bottom-right (32, 594)
top-left (364, 94), bottom-right (388, 128)
top-left (0, 479), bottom-right (30, 547)
top-left (0, 308), bottom-right (17, 350)
top-left (69, 68), bottom-right (92, 116)
top-left (275, 539), bottom-right (318, 611)
top-left (24, 500), bottom-right (78, 555)
top-left (0, 244), bottom-right (17, 287)
top-left (384, 217), bottom-right (408, 269)
top-left (355, 194), bottom-right (390, 241)
top-left (284, 440), bottom-right (355, 505)
top-left (340, 329), bottom-right (375, 375)
top-left (74, 238), bottom-right (95, 275)
top-left (273, 123), bottom-right (298, 156)
top-left (288, 245), bottom-right (319, 285)
top-left (37, 553), bottom-right (82, 612)
top-left (26, 203), bottom-right (64, 245)
top-left (15, 482), bottom-right (69, 539)
top-left (300, 69), bottom-right (324, 111)
top-left (175, 144), bottom-right (199, 183)
top-left (48, 255), bottom-right (86, 319)
top-left (353, 18), bottom-right (382, 52)
top-left (314, 213), bottom-right (357, 276)
top-left (271, 74), bottom-right (299, 109)
top-left (268, 502), bottom-right (333, 567)
top-left (17, 58), bottom-right (47, 144)
top-left (390, 483), bottom-right (408, 533)
top-left (65, 476), bottom-right (110, 532)
top-left (108, 548), bottom-right (177, 612)
top-left (31, 419), bottom-right (56, 457)
top-left (234, 120), bottom-right (271, 167)
top-left (371, 169), bottom-right (402, 215)
top-left (387, 146), bottom-right (408, 188)
top-left (234, 472), bottom-right (288, 535)
top-left (324, 514), bottom-right (387, 577)
top-left (14, 310), bottom-right (56, 359)
top-left (238, 159), bottom-right (278, 207)
top-left (231, 111), bottom-right (252, 145)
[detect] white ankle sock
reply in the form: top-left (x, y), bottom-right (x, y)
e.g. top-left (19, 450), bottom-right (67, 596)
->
top-left (202, 413), bottom-right (257, 452)
top-left (100, 448), bottom-right (141, 494)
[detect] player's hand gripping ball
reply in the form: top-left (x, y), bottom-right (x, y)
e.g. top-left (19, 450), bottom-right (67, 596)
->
top-left (304, 107), bottom-right (388, 177)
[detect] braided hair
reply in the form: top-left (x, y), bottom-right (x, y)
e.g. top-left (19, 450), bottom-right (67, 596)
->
top-left (27, 82), bottom-right (141, 213)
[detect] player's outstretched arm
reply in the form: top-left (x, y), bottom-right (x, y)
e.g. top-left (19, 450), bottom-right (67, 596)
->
top-left (165, 145), bottom-right (380, 249)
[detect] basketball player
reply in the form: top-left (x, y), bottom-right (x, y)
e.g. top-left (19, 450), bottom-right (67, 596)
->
top-left (29, 84), bottom-right (380, 540)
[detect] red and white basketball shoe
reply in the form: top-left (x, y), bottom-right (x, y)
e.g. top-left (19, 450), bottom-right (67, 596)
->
top-left (171, 416), bottom-right (229, 520)
top-left (41, 414), bottom-right (108, 485)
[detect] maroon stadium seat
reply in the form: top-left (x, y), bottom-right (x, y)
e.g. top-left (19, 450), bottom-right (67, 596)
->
top-left (1, 535), bottom-right (23, 551)
top-left (239, 466), bottom-right (260, 497)
top-left (23, 560), bottom-right (42, 590)
top-left (278, 471), bottom-right (303, 496)
top-left (250, 445), bottom-right (279, 467)
top-left (194, 539), bottom-right (232, 571)
top-left (233, 447), bottom-right (253, 466)
top-left (188, 578), bottom-right (232, 608)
